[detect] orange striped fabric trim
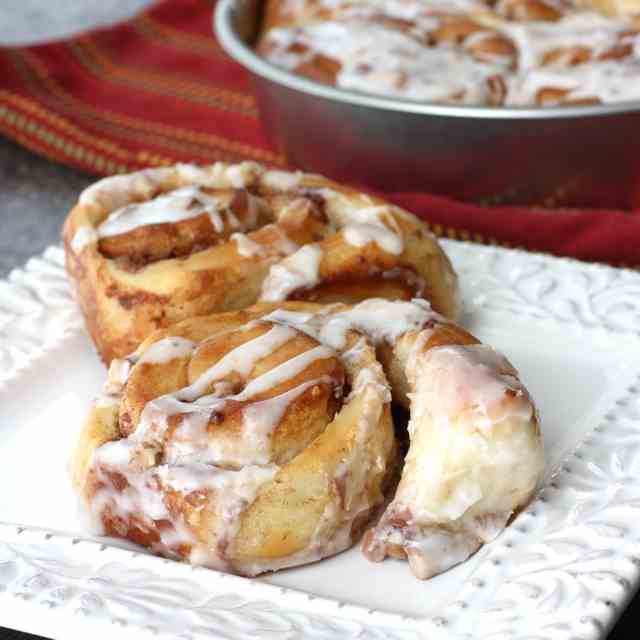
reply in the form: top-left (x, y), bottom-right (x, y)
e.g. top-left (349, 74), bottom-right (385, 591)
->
top-left (0, 90), bottom-right (132, 161)
top-left (68, 37), bottom-right (257, 116)
top-left (6, 48), bottom-right (285, 166)
top-left (0, 102), bottom-right (133, 174)
top-left (132, 13), bottom-right (225, 57)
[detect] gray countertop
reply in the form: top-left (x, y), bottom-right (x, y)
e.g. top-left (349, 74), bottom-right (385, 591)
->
top-left (0, 137), bottom-right (92, 277)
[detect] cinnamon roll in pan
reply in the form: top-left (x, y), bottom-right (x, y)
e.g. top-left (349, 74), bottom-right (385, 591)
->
top-left (257, 0), bottom-right (640, 106)
top-left (73, 299), bottom-right (543, 578)
top-left (216, 0), bottom-right (640, 204)
top-left (63, 162), bottom-right (458, 362)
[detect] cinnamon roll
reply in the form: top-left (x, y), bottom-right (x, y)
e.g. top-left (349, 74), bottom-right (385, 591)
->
top-left (258, 0), bottom-right (640, 106)
top-left (263, 299), bottom-right (544, 580)
top-left (63, 162), bottom-right (458, 363)
top-left (72, 303), bottom-right (396, 575)
top-left (73, 299), bottom-right (543, 579)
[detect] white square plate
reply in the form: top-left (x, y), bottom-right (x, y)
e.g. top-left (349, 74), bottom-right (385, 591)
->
top-left (1, 241), bottom-right (639, 640)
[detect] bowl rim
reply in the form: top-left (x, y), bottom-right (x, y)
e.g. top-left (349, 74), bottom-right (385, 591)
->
top-left (215, 0), bottom-right (640, 120)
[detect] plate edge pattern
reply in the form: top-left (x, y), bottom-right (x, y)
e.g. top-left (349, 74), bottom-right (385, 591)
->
top-left (0, 246), bottom-right (83, 390)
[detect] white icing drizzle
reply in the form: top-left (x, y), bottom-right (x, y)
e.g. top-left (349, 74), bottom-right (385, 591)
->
top-left (362, 310), bottom-right (542, 579)
top-left (93, 438), bottom-right (138, 469)
top-left (409, 527), bottom-right (485, 580)
top-left (260, 244), bottom-right (324, 301)
top-left (257, 299), bottom-right (542, 580)
top-left (77, 163), bottom-right (268, 214)
top-left (96, 186), bottom-right (245, 238)
top-left (240, 376), bottom-right (333, 464)
top-left (281, 0), bottom-right (487, 20)
top-left (341, 206), bottom-right (404, 255)
top-left (260, 309), bottom-right (320, 340)
top-left (180, 325), bottom-right (297, 400)
top-left (138, 337), bottom-right (196, 365)
top-left (84, 297), bottom-right (542, 579)
top-left (230, 226), bottom-right (300, 259)
top-left (132, 328), bottom-right (335, 465)
top-left (349, 360), bottom-right (392, 403)
top-left (231, 232), bottom-right (267, 257)
top-left (239, 344), bottom-right (335, 397)
top-left (131, 325), bottom-right (297, 445)
top-left (261, 298), bottom-right (439, 349)
top-left (322, 298), bottom-right (438, 349)
top-left (508, 57), bottom-right (640, 103)
top-left (225, 162), bottom-right (263, 188)
top-left (71, 225), bottom-right (98, 253)
top-left (262, 2), bottom-right (640, 105)
top-left (79, 167), bottom-right (174, 211)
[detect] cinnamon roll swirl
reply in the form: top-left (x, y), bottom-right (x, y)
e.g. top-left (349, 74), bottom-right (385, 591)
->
top-left (63, 162), bottom-right (458, 362)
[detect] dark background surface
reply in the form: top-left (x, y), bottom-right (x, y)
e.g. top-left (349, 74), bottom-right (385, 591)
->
top-left (0, 137), bottom-right (638, 638)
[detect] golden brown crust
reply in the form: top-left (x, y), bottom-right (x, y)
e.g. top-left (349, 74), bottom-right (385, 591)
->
top-left (63, 162), bottom-right (459, 363)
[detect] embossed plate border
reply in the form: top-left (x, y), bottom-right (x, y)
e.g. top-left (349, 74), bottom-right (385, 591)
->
top-left (2, 242), bottom-right (640, 640)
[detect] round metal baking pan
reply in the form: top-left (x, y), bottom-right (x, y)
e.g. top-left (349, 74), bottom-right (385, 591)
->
top-left (215, 0), bottom-right (640, 206)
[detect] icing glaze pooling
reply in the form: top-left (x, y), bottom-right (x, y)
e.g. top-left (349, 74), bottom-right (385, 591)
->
top-left (359, 310), bottom-right (542, 579)
top-left (410, 343), bottom-right (534, 432)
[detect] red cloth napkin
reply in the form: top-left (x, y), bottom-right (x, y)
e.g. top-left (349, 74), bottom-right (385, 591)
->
top-left (1, 0), bottom-right (638, 267)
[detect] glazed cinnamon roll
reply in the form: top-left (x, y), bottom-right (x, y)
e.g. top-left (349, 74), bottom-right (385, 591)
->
top-left (73, 299), bottom-right (543, 578)
top-left (72, 302), bottom-right (396, 575)
top-left (63, 162), bottom-right (458, 362)
top-left (258, 0), bottom-right (640, 106)
top-left (264, 299), bottom-right (544, 580)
